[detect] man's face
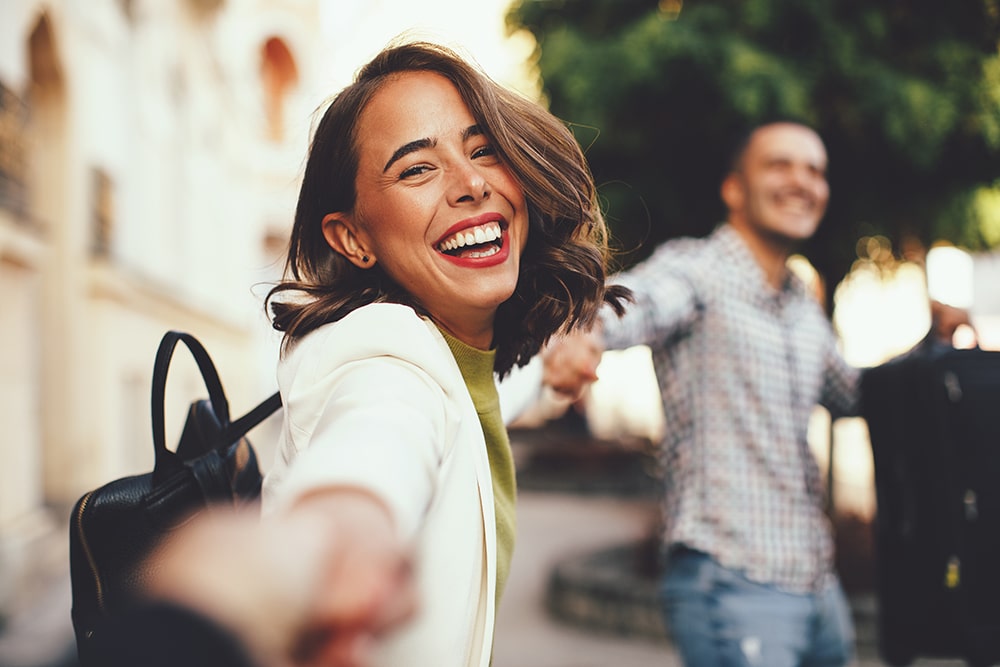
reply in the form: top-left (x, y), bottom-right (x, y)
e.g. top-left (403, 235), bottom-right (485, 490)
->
top-left (724, 123), bottom-right (829, 245)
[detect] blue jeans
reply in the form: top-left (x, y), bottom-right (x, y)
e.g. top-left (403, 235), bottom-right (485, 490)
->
top-left (660, 548), bottom-right (855, 667)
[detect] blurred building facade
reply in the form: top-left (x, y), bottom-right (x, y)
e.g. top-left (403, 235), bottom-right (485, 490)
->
top-left (0, 0), bottom-right (533, 629)
top-left (0, 0), bottom-right (332, 619)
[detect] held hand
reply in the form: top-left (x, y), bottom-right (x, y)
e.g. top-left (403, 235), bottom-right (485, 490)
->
top-left (290, 492), bottom-right (415, 667)
top-left (147, 490), bottom-right (415, 667)
top-left (541, 326), bottom-right (605, 402)
top-left (930, 300), bottom-right (974, 346)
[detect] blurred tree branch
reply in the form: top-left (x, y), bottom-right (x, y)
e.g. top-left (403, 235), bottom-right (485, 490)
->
top-left (508, 0), bottom-right (1000, 311)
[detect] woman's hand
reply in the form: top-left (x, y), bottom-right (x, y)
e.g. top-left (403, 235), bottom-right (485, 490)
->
top-left (541, 326), bottom-right (605, 402)
top-left (147, 489), bottom-right (415, 667)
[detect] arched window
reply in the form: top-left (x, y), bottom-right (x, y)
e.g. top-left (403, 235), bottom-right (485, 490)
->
top-left (28, 13), bottom-right (64, 91)
top-left (260, 37), bottom-right (298, 142)
top-left (26, 12), bottom-right (67, 232)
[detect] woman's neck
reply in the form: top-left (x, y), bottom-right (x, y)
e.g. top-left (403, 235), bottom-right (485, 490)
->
top-left (431, 314), bottom-right (495, 350)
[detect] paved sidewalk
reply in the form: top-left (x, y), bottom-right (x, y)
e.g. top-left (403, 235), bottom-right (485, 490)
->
top-left (494, 491), bottom-right (676, 667)
top-left (495, 490), bottom-right (967, 667)
top-left (0, 572), bottom-right (77, 667)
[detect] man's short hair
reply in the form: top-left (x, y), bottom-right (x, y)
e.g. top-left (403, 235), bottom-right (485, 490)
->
top-left (725, 116), bottom-right (819, 176)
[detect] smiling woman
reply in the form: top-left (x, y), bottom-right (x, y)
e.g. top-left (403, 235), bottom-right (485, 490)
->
top-left (257, 41), bottom-right (630, 666)
top-left (87, 39), bottom-right (629, 667)
top-left (253, 40), bottom-right (629, 667)
top-left (71, 32), bottom-right (641, 667)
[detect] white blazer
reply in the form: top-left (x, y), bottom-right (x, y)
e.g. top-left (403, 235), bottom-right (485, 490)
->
top-left (263, 303), bottom-right (498, 667)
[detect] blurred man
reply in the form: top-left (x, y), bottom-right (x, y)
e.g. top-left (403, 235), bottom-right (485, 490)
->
top-left (552, 120), bottom-right (965, 666)
top-left (605, 120), bottom-right (856, 666)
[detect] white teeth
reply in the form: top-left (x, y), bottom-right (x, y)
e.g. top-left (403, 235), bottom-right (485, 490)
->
top-left (467, 245), bottom-right (500, 259)
top-left (437, 222), bottom-right (502, 253)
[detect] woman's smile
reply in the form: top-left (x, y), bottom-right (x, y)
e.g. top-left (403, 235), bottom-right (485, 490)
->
top-left (435, 215), bottom-right (509, 266)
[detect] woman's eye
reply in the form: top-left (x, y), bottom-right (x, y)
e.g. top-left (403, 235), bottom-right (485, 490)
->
top-left (399, 164), bottom-right (432, 179)
top-left (473, 145), bottom-right (497, 160)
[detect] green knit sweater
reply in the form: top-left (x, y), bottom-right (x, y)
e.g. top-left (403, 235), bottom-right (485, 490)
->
top-left (440, 330), bottom-right (517, 616)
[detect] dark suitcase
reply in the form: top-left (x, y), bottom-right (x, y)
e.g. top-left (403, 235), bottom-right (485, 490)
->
top-left (862, 342), bottom-right (1000, 667)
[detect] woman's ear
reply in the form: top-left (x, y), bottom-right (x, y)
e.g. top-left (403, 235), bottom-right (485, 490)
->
top-left (322, 213), bottom-right (375, 268)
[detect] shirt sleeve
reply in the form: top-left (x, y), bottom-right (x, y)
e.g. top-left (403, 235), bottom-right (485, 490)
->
top-left (90, 602), bottom-right (254, 667)
top-left (819, 334), bottom-right (862, 419)
top-left (600, 242), bottom-right (702, 351)
top-left (495, 355), bottom-right (544, 426)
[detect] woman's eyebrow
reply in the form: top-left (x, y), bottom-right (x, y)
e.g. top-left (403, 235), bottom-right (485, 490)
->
top-left (383, 138), bottom-right (435, 173)
top-left (463, 124), bottom-right (483, 141)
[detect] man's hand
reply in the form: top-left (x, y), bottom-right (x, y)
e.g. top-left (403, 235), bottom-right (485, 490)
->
top-left (930, 300), bottom-right (974, 346)
top-left (541, 326), bottom-right (605, 402)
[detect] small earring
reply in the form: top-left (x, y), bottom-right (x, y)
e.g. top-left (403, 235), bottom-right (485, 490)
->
top-left (362, 255), bottom-right (369, 263)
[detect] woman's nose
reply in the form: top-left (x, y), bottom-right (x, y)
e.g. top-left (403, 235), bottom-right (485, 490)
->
top-left (449, 162), bottom-right (490, 205)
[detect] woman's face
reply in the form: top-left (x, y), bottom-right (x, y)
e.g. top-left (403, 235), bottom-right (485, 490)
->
top-left (328, 70), bottom-right (529, 348)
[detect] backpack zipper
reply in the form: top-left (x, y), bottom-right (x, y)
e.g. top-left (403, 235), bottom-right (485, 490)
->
top-left (74, 491), bottom-right (106, 618)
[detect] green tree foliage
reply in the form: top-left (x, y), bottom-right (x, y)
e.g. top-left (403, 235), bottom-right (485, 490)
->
top-left (508, 0), bottom-right (1000, 305)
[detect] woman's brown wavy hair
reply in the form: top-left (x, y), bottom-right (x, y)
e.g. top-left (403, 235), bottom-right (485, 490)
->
top-left (266, 41), bottom-right (629, 376)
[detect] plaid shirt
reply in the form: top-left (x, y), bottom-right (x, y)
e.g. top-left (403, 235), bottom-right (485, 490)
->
top-left (601, 224), bottom-right (860, 592)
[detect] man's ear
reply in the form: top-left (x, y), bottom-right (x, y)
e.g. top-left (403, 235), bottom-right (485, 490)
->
top-left (322, 213), bottom-right (375, 268)
top-left (720, 173), bottom-right (745, 212)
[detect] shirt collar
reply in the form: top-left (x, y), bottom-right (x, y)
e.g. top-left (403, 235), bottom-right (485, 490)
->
top-left (712, 223), bottom-right (809, 308)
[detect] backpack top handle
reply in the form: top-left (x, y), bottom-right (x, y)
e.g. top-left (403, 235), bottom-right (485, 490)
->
top-left (150, 331), bottom-right (230, 485)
